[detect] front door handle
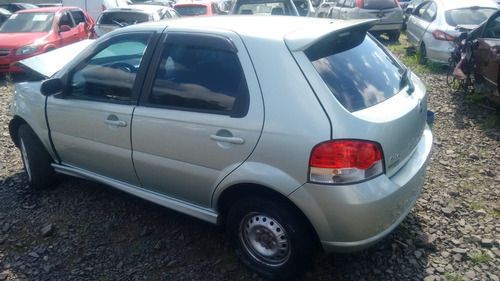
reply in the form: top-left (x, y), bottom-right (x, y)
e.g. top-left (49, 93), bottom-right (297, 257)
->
top-left (209, 135), bottom-right (245, 144)
top-left (103, 119), bottom-right (127, 127)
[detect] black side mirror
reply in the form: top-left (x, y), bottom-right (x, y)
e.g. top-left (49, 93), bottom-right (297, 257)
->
top-left (40, 78), bottom-right (62, 96)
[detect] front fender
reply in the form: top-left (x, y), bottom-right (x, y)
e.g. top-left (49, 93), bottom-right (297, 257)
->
top-left (9, 82), bottom-right (54, 159)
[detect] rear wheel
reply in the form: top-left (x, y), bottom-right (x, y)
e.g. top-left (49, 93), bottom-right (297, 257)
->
top-left (18, 124), bottom-right (55, 190)
top-left (226, 197), bottom-right (316, 280)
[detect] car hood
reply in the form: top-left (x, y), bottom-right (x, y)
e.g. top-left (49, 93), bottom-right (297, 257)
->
top-left (13, 39), bottom-right (94, 78)
top-left (0, 32), bottom-right (49, 48)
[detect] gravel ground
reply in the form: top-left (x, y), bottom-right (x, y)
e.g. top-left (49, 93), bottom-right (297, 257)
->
top-left (0, 41), bottom-right (499, 281)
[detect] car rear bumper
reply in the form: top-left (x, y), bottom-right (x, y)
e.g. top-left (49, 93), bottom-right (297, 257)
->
top-left (427, 44), bottom-right (454, 64)
top-left (289, 125), bottom-right (433, 253)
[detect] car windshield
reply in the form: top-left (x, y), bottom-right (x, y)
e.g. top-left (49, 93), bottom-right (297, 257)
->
top-left (445, 7), bottom-right (497, 27)
top-left (98, 12), bottom-right (150, 25)
top-left (359, 0), bottom-right (397, 9)
top-left (0, 12), bottom-right (55, 33)
top-left (175, 5), bottom-right (207, 16)
top-left (307, 35), bottom-right (404, 112)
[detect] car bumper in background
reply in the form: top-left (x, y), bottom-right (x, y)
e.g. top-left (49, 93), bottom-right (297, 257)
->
top-left (289, 126), bottom-right (433, 253)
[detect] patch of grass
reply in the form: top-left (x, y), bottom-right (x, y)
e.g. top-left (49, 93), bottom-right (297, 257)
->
top-left (466, 91), bottom-right (487, 104)
top-left (470, 252), bottom-right (492, 264)
top-left (470, 201), bottom-right (484, 210)
top-left (493, 210), bottom-right (500, 218)
top-left (4, 73), bottom-right (14, 92)
top-left (445, 272), bottom-right (464, 281)
top-left (481, 115), bottom-right (500, 130)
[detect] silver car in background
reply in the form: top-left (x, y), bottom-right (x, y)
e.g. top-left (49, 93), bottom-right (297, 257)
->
top-left (328, 0), bottom-right (403, 41)
top-left (94, 4), bottom-right (180, 37)
top-left (406, 0), bottom-right (498, 64)
top-left (9, 16), bottom-right (432, 280)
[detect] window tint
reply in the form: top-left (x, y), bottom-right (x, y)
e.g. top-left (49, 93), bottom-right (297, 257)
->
top-left (483, 15), bottom-right (500, 38)
top-left (359, 0), bottom-right (397, 9)
top-left (59, 12), bottom-right (75, 28)
top-left (414, 1), bottom-right (431, 18)
top-left (307, 35), bottom-right (403, 112)
top-left (149, 39), bottom-right (248, 116)
top-left (69, 34), bottom-right (150, 102)
top-left (445, 8), bottom-right (497, 27)
top-left (175, 5), bottom-right (207, 16)
top-left (98, 12), bottom-right (150, 25)
top-left (421, 2), bottom-right (436, 22)
top-left (0, 12), bottom-right (54, 33)
top-left (71, 10), bottom-right (86, 25)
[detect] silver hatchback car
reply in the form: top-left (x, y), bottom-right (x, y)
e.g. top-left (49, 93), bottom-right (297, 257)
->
top-left (328, 0), bottom-right (403, 41)
top-left (9, 16), bottom-right (432, 279)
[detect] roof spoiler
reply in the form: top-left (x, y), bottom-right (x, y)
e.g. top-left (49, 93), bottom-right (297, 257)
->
top-left (285, 19), bottom-right (377, 60)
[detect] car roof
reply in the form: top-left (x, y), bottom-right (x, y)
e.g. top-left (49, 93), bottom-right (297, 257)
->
top-left (174, 1), bottom-right (213, 6)
top-left (434, 0), bottom-right (499, 10)
top-left (121, 16), bottom-right (374, 51)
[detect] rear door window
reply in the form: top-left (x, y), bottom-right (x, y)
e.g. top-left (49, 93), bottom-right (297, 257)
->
top-left (306, 35), bottom-right (404, 112)
top-left (445, 8), bottom-right (497, 27)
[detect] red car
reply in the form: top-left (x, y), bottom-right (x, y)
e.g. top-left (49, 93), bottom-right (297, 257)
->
top-left (173, 1), bottom-right (223, 17)
top-left (0, 7), bottom-right (94, 73)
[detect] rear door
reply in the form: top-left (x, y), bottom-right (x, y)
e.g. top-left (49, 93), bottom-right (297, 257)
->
top-left (132, 31), bottom-right (264, 208)
top-left (406, 1), bottom-right (435, 46)
top-left (57, 10), bottom-right (80, 46)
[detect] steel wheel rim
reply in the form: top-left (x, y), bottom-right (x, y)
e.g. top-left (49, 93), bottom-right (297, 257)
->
top-left (239, 212), bottom-right (291, 267)
top-left (20, 138), bottom-right (32, 182)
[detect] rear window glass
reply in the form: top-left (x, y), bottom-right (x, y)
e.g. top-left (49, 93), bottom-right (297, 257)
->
top-left (359, 0), bottom-right (397, 9)
top-left (307, 35), bottom-right (404, 112)
top-left (445, 8), bottom-right (497, 27)
top-left (174, 5), bottom-right (207, 16)
top-left (98, 12), bottom-right (150, 25)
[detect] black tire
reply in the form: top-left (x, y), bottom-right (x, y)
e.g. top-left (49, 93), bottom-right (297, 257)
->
top-left (226, 197), bottom-right (316, 280)
top-left (419, 43), bottom-right (428, 65)
top-left (387, 30), bottom-right (400, 42)
top-left (18, 124), bottom-right (56, 190)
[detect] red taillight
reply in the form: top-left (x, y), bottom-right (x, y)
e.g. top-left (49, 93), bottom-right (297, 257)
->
top-left (394, 0), bottom-right (400, 7)
top-left (432, 30), bottom-right (455, 41)
top-left (310, 140), bottom-right (384, 184)
top-left (356, 0), bottom-right (362, 8)
top-left (102, 5), bottom-right (107, 11)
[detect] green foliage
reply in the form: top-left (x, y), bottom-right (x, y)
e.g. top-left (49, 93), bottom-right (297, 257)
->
top-left (470, 201), bottom-right (484, 210)
top-left (493, 209), bottom-right (500, 218)
top-left (466, 91), bottom-right (486, 104)
top-left (481, 115), bottom-right (500, 130)
top-left (470, 252), bottom-right (492, 263)
top-left (445, 272), bottom-right (464, 281)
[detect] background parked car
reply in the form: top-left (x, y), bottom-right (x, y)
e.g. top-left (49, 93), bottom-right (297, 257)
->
top-left (94, 5), bottom-right (180, 37)
top-left (469, 9), bottom-right (500, 103)
top-left (37, 3), bottom-right (64, 7)
top-left (0, 3), bottom-right (38, 13)
top-left (62, 0), bottom-right (131, 21)
top-left (327, 0), bottom-right (403, 41)
top-left (315, 0), bottom-right (338, 18)
top-left (402, 0), bottom-right (423, 30)
top-left (0, 7), bottom-right (94, 73)
top-left (229, 0), bottom-right (301, 15)
top-left (174, 1), bottom-right (223, 16)
top-left (406, 0), bottom-right (498, 64)
top-left (0, 8), bottom-right (12, 27)
top-left (142, 0), bottom-right (175, 7)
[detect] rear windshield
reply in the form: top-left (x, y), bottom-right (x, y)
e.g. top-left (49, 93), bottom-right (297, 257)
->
top-left (445, 8), bottom-right (497, 27)
top-left (307, 35), bottom-right (404, 112)
top-left (98, 12), bottom-right (150, 25)
top-left (359, 0), bottom-right (398, 9)
top-left (0, 12), bottom-right (54, 33)
top-left (175, 5), bottom-right (207, 16)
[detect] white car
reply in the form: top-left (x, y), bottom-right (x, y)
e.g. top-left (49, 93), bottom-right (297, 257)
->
top-left (406, 0), bottom-right (498, 64)
top-left (9, 16), bottom-right (432, 279)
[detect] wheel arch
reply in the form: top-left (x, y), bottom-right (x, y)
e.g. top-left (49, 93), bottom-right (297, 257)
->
top-left (8, 116), bottom-right (28, 148)
top-left (216, 183), bottom-right (322, 249)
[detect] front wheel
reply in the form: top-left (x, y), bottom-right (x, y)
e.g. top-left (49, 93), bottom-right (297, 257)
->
top-left (226, 197), bottom-right (316, 280)
top-left (387, 30), bottom-right (400, 42)
top-left (18, 124), bottom-right (56, 190)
